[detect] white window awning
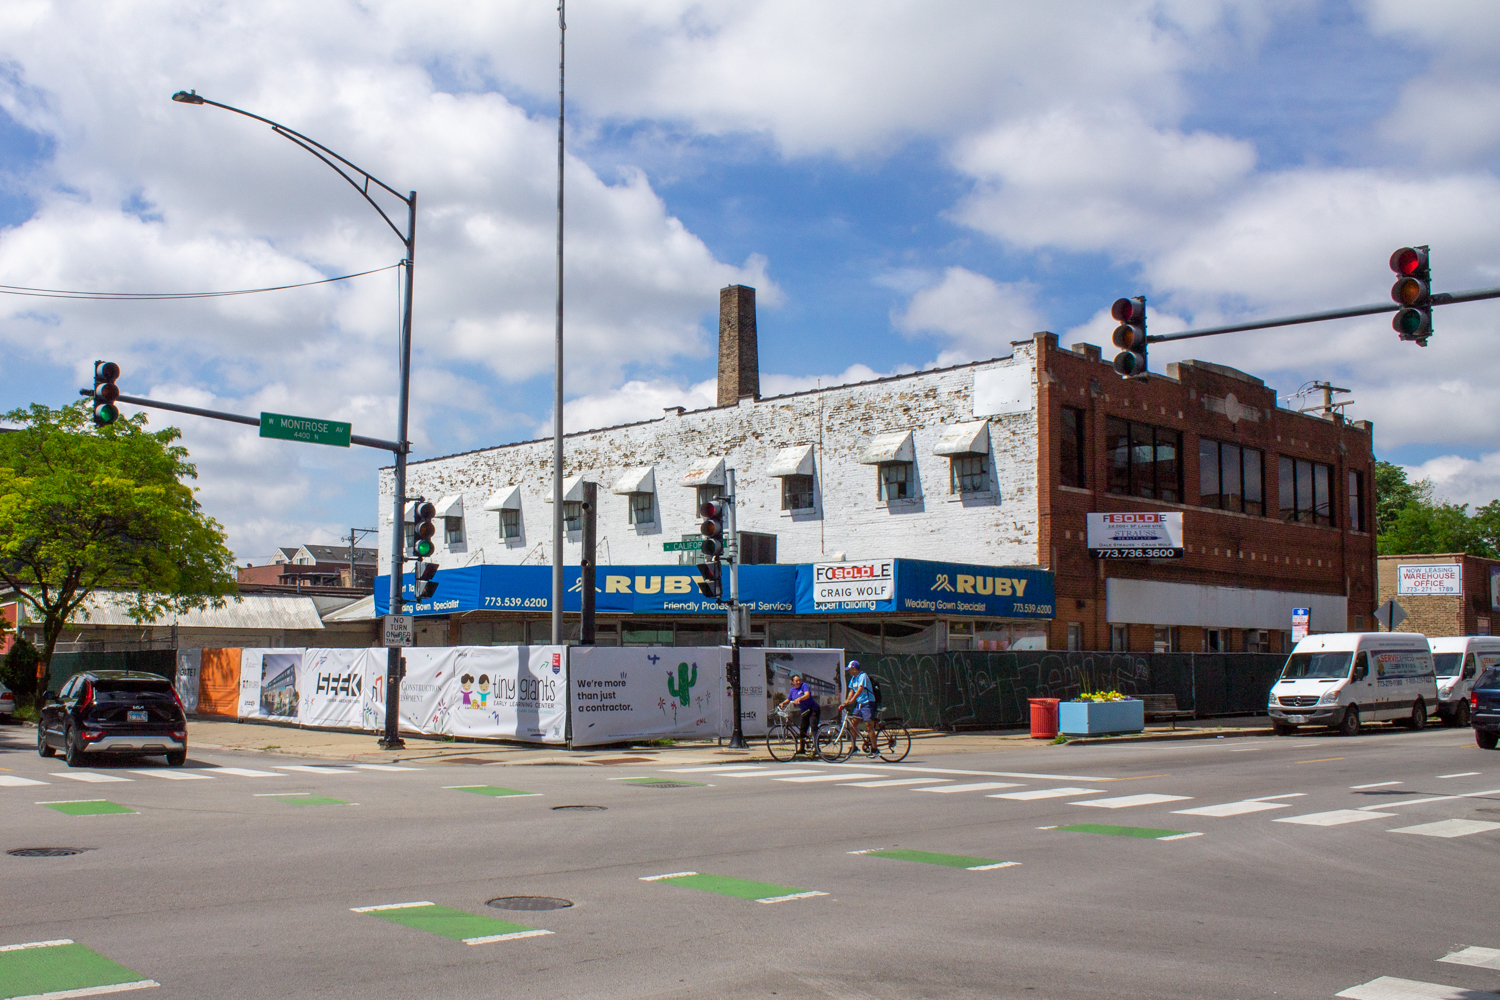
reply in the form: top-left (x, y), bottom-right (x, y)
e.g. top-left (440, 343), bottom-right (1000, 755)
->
top-left (932, 421), bottom-right (991, 456)
top-left (766, 444), bottom-right (815, 477)
top-left (402, 500), bottom-right (419, 522)
top-left (681, 456), bottom-right (725, 487)
top-left (483, 486), bottom-right (522, 511)
top-left (612, 466), bottom-right (656, 495)
top-left (542, 474), bottom-right (586, 503)
top-left (435, 494), bottom-right (464, 518)
top-left (859, 431), bottom-right (914, 465)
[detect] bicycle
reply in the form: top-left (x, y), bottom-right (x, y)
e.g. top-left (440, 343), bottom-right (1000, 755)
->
top-left (766, 704), bottom-right (819, 761)
top-left (816, 707), bottom-right (911, 763)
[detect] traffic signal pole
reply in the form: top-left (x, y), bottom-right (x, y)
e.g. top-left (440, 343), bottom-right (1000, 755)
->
top-left (724, 468), bottom-right (745, 749)
top-left (382, 192), bottom-right (416, 751)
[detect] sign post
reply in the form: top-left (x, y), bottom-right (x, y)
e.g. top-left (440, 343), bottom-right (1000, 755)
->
top-left (383, 614), bottom-right (414, 648)
top-left (662, 539), bottom-right (702, 552)
top-left (1374, 600), bottom-right (1407, 632)
top-left (1291, 608), bottom-right (1310, 643)
top-left (259, 411), bottom-right (353, 448)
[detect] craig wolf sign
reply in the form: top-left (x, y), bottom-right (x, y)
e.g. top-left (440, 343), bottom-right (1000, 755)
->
top-left (813, 560), bottom-right (895, 606)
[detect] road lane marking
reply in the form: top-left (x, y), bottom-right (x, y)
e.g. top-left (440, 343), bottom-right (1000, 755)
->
top-left (817, 763), bottom-right (1111, 781)
top-left (58, 773), bottom-right (131, 784)
top-left (273, 765), bottom-right (357, 774)
top-left (1296, 757), bottom-right (1345, 764)
top-left (665, 766), bottom-right (767, 773)
top-left (774, 773), bottom-right (882, 783)
top-left (1439, 772), bottom-right (1481, 779)
top-left (850, 848), bottom-right (1018, 870)
top-left (1352, 781), bottom-right (1402, 789)
top-left (1390, 819), bottom-right (1500, 839)
top-left (254, 792), bottom-right (307, 796)
top-left (36, 800), bottom-right (135, 816)
top-left (443, 786), bottom-right (539, 797)
top-left (1359, 788), bottom-right (1500, 811)
top-left (1336, 975), bottom-right (1497, 998)
top-left (1098, 774), bottom-right (1170, 781)
top-left (639, 872), bottom-right (697, 881)
top-left (914, 782), bottom-right (1020, 793)
top-left (1174, 795), bottom-right (1305, 817)
top-left (0, 776), bottom-right (49, 787)
top-left (1053, 824), bottom-right (1198, 840)
top-left (266, 795), bottom-right (354, 806)
top-left (127, 771), bottom-right (210, 781)
top-left (1276, 810), bottom-right (1395, 826)
top-left (352, 901), bottom-right (551, 945)
top-left (209, 768), bottom-right (283, 777)
top-left (0, 938), bottom-right (159, 998)
top-left (352, 764), bottom-right (422, 772)
top-left (350, 901), bottom-right (435, 911)
top-left (989, 787), bottom-right (1101, 801)
top-left (841, 778), bottom-right (949, 788)
top-left (1074, 793), bottom-right (1192, 809)
top-left (639, 871), bottom-right (826, 903)
top-left (1440, 946), bottom-right (1500, 971)
top-left (718, 770), bottom-right (823, 778)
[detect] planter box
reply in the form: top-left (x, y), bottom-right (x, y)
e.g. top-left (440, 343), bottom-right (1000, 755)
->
top-left (1058, 699), bottom-right (1144, 736)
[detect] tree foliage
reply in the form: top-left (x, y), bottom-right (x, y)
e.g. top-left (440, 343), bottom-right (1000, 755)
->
top-left (1374, 459), bottom-right (1500, 557)
top-left (0, 402), bottom-right (237, 704)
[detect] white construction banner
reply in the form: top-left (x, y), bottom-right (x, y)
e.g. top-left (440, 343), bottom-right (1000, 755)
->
top-left (237, 649), bottom-right (302, 721)
top-left (749, 648), bottom-right (845, 726)
top-left (395, 646), bottom-right (567, 744)
top-left (570, 646), bottom-right (726, 746)
top-left (299, 648), bottom-right (383, 729)
top-left (174, 648), bottom-right (201, 714)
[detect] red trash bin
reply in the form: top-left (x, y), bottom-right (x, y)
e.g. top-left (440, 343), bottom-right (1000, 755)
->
top-left (1029, 698), bottom-right (1061, 739)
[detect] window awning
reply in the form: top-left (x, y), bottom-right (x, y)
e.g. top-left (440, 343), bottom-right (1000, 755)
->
top-left (932, 421), bottom-right (991, 456)
top-left (435, 494), bottom-right (464, 518)
top-left (766, 444), bottom-right (815, 477)
top-left (612, 466), bottom-right (656, 495)
top-left (681, 456), bottom-right (725, 487)
top-left (541, 474), bottom-right (586, 503)
top-left (483, 486), bottom-right (522, 511)
top-left (402, 500), bottom-right (419, 523)
top-left (859, 431), bottom-right (914, 465)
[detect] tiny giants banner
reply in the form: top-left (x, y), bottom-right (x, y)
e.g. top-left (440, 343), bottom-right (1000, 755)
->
top-left (392, 646), bottom-right (567, 744)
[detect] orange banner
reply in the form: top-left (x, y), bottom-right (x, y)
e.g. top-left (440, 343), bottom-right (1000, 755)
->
top-left (197, 648), bottom-right (242, 716)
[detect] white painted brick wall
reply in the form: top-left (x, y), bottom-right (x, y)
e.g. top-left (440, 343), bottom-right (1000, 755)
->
top-left (377, 344), bottom-right (1040, 576)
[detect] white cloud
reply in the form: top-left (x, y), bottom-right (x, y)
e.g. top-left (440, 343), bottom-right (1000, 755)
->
top-left (894, 267), bottom-right (1044, 367)
top-left (1404, 451), bottom-right (1500, 511)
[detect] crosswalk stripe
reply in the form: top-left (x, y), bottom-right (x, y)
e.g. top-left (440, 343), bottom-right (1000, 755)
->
top-left (129, 770), bottom-right (212, 780)
top-left (665, 766), bottom-right (766, 773)
top-left (719, 770), bottom-right (823, 778)
top-left (914, 782), bottom-right (1020, 794)
top-left (352, 764), bottom-right (421, 771)
top-left (1438, 772), bottom-right (1481, 779)
top-left (1174, 800), bottom-right (1291, 817)
top-left (774, 773), bottom-right (883, 783)
top-left (1276, 809), bottom-right (1395, 827)
top-left (841, 778), bottom-right (948, 788)
top-left (210, 767), bottom-right (284, 777)
top-left (1389, 819), bottom-right (1500, 839)
top-left (274, 765), bottom-right (357, 774)
top-left (1352, 781), bottom-right (1403, 789)
top-left (1075, 793), bottom-right (1191, 809)
top-left (1440, 946), bottom-right (1500, 971)
top-left (60, 772), bottom-right (133, 783)
top-left (989, 787), bottom-right (1101, 801)
top-left (0, 775), bottom-right (49, 787)
top-left (1335, 975), bottom-right (1499, 998)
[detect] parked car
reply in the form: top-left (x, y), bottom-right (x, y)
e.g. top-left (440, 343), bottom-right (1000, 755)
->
top-left (38, 671), bottom-right (187, 767)
top-left (0, 680), bottom-right (14, 720)
top-left (1473, 664), bottom-right (1500, 750)
top-left (1269, 631), bottom-right (1438, 736)
top-left (1429, 636), bottom-right (1500, 726)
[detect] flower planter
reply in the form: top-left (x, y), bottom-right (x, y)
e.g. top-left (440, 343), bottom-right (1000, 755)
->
top-left (1058, 699), bottom-right (1144, 736)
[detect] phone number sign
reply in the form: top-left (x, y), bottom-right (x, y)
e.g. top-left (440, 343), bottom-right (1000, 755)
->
top-left (1086, 512), bottom-right (1184, 560)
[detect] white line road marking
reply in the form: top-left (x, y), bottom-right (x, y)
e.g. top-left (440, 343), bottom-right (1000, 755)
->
top-left (720, 770), bottom-right (824, 778)
top-left (818, 762), bottom-right (1111, 781)
top-left (1441, 946), bottom-right (1500, 971)
top-left (967, 862), bottom-right (1022, 870)
top-left (254, 792), bottom-right (308, 796)
top-left (274, 765), bottom-right (357, 774)
top-left (15, 978), bottom-right (161, 997)
top-left (464, 929), bottom-right (554, 944)
top-left (665, 766), bottom-right (767, 773)
top-left (1352, 781), bottom-right (1403, 789)
top-left (1359, 788), bottom-right (1500, 811)
top-left (1439, 772), bottom-right (1482, 779)
top-left (774, 773), bottom-right (882, 783)
top-left (1336, 975), bottom-right (1500, 998)
top-left (757, 891), bottom-right (829, 904)
top-left (1174, 793), bottom-right (1305, 817)
top-left (989, 787), bottom-right (1101, 801)
top-left (841, 778), bottom-right (948, 788)
top-left (0, 939), bottom-right (74, 952)
top-left (350, 901), bottom-right (436, 912)
top-left (639, 872), bottom-right (697, 881)
top-left (128, 770), bottom-right (211, 780)
top-left (914, 782), bottom-right (1021, 793)
top-left (1074, 793), bottom-right (1192, 809)
top-left (58, 772), bottom-right (132, 784)
top-left (210, 768), bottom-right (284, 777)
top-left (352, 764), bottom-right (421, 772)
top-left (0, 775), bottom-right (49, 787)
top-left (1157, 832), bottom-right (1205, 841)
top-left (1276, 809), bottom-right (1396, 827)
top-left (1390, 819), bottom-right (1500, 839)
top-left (798, 975), bottom-right (883, 1000)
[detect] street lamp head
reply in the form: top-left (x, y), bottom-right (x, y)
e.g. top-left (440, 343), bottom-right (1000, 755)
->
top-left (171, 90), bottom-right (205, 104)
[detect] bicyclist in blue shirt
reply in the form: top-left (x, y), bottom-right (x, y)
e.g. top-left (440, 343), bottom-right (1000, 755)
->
top-left (840, 660), bottom-right (879, 757)
top-left (778, 673), bottom-right (819, 754)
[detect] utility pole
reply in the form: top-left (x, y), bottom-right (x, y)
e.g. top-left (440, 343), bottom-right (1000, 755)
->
top-left (724, 468), bottom-right (745, 749)
top-left (580, 481), bottom-right (596, 645)
top-left (347, 527), bottom-right (376, 589)
top-left (550, 0), bottom-right (566, 645)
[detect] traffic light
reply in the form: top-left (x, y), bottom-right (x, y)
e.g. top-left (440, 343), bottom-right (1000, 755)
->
top-left (412, 559), bottom-right (438, 600)
top-left (91, 360), bottom-right (121, 427)
top-left (412, 500), bottom-right (437, 559)
top-left (699, 499), bottom-right (726, 559)
top-left (1390, 246), bottom-right (1431, 345)
top-left (1110, 297), bottom-right (1148, 378)
top-left (696, 560), bottom-right (723, 600)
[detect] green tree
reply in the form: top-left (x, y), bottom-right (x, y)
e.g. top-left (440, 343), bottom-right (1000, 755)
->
top-left (0, 402), bottom-right (237, 706)
top-left (1373, 459), bottom-right (1431, 536)
top-left (1377, 501), bottom-right (1496, 557)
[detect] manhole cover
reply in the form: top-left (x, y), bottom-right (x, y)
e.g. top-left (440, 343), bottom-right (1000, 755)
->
top-left (628, 780), bottom-right (697, 789)
top-left (487, 896), bottom-right (574, 911)
top-left (551, 805), bottom-right (607, 812)
top-left (8, 848), bottom-right (86, 857)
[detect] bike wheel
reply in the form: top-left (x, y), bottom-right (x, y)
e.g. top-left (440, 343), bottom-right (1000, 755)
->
top-left (877, 721), bottom-right (911, 763)
top-left (816, 721), bottom-right (848, 762)
top-left (766, 724), bottom-right (799, 762)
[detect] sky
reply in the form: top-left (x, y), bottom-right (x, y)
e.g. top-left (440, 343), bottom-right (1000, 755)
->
top-left (3, 0), bottom-right (1500, 564)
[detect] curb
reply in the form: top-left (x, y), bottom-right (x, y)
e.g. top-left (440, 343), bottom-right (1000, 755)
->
top-left (1063, 728), bottom-right (1274, 746)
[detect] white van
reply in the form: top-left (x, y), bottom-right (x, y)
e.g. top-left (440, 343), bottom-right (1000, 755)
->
top-left (1429, 636), bottom-right (1500, 727)
top-left (1268, 632), bottom-right (1439, 736)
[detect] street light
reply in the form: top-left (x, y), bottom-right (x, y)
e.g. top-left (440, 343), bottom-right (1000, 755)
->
top-left (171, 88), bottom-right (416, 749)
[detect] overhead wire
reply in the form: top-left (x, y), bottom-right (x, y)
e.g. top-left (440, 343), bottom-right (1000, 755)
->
top-left (0, 262), bottom-right (401, 301)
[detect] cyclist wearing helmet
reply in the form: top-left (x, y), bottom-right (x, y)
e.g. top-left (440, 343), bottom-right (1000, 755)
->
top-left (840, 660), bottom-right (879, 757)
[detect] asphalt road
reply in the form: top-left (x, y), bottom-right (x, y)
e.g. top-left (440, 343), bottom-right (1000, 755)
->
top-left (2, 722), bottom-right (1499, 1000)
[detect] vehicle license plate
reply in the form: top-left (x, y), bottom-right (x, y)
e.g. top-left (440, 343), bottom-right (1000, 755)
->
top-left (128, 710), bottom-right (148, 722)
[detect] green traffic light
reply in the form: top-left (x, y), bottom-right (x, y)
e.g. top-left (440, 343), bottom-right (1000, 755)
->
top-left (414, 538), bottom-right (434, 558)
top-left (94, 404), bottom-right (119, 427)
top-left (1394, 307), bottom-right (1428, 337)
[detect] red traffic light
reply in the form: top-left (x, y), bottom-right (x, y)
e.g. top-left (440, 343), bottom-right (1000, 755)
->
top-left (413, 501), bottom-right (436, 521)
top-left (98, 361), bottom-right (120, 382)
top-left (1110, 297), bottom-right (1144, 324)
top-left (699, 500), bottom-right (724, 520)
top-left (1390, 246), bottom-right (1428, 277)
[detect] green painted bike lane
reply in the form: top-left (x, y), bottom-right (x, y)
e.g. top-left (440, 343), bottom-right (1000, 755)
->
top-left (850, 849), bottom-right (1019, 870)
top-left (640, 872), bottom-right (827, 904)
top-left (351, 902), bottom-right (552, 945)
top-left (0, 939), bottom-right (157, 999)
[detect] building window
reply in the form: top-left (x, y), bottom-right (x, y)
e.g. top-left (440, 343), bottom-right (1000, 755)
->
top-left (563, 501), bottom-right (583, 532)
top-left (1278, 456), bottom-right (1335, 526)
top-left (1067, 622), bottom-right (1083, 651)
top-left (878, 461), bottom-right (912, 501)
top-left (782, 475), bottom-right (815, 511)
top-left (1060, 406), bottom-right (1086, 488)
top-left (1153, 626), bottom-right (1179, 652)
top-left (444, 516), bottom-right (464, 545)
top-left (1205, 628), bottom-right (1223, 652)
top-left (499, 508), bottom-right (520, 539)
top-left (950, 454), bottom-right (989, 494)
top-left (1199, 438), bottom-right (1264, 516)
top-left (1246, 629), bottom-right (1271, 653)
top-left (1348, 469), bottom-right (1364, 532)
top-left (1110, 625), bottom-right (1127, 651)
top-left (1106, 417), bottom-right (1181, 502)
top-left (628, 492), bottom-right (655, 525)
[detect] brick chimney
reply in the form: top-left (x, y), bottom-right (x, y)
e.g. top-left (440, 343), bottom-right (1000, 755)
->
top-left (717, 284), bottom-right (760, 407)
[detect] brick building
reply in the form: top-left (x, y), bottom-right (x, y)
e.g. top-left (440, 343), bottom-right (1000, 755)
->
top-left (375, 285), bottom-right (1376, 653)
top-left (238, 544), bottom-right (378, 592)
top-left (1377, 553), bottom-right (1499, 638)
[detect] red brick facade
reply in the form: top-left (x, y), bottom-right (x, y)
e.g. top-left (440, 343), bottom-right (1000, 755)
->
top-left (1377, 553), bottom-right (1499, 638)
top-left (1035, 334), bottom-right (1377, 653)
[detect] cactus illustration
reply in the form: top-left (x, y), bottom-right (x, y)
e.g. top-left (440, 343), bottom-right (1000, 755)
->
top-left (666, 662), bottom-right (698, 706)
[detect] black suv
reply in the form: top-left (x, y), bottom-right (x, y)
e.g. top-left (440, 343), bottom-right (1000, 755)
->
top-left (38, 671), bottom-right (188, 767)
top-left (1473, 665), bottom-right (1500, 750)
